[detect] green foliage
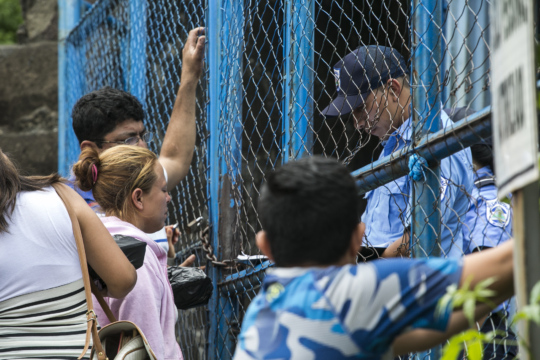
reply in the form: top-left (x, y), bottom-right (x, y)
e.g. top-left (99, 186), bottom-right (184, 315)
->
top-left (439, 279), bottom-right (540, 360)
top-left (442, 329), bottom-right (493, 360)
top-left (0, 0), bottom-right (23, 44)
top-left (438, 277), bottom-right (503, 360)
top-left (513, 281), bottom-right (540, 326)
top-left (442, 328), bottom-right (515, 360)
top-left (436, 277), bottom-right (497, 327)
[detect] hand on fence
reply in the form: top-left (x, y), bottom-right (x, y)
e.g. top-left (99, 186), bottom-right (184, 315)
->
top-left (182, 27), bottom-right (206, 81)
top-left (164, 226), bottom-right (198, 267)
top-left (179, 254), bottom-right (196, 267)
top-left (166, 225), bottom-right (180, 259)
top-left (382, 231), bottom-right (410, 258)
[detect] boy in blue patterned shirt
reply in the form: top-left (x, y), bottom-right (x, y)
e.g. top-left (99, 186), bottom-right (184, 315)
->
top-left (234, 156), bottom-right (514, 360)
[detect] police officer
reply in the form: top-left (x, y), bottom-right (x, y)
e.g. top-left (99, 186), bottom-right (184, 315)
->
top-left (463, 142), bottom-right (512, 253)
top-left (322, 45), bottom-right (474, 259)
top-left (462, 141), bottom-right (517, 359)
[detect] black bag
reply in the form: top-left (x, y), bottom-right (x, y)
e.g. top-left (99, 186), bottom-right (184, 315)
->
top-left (89, 235), bottom-right (147, 287)
top-left (167, 266), bottom-right (213, 309)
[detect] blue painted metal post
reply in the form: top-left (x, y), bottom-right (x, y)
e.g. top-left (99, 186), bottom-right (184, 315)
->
top-left (442, 0), bottom-right (468, 107)
top-left (411, 0), bottom-right (443, 257)
top-left (58, 0), bottom-right (81, 176)
top-left (466, 0), bottom-right (490, 109)
top-left (412, 0), bottom-right (443, 358)
top-left (216, 1), bottom-right (244, 358)
top-left (222, 0), bottom-right (244, 184)
top-left (207, 1), bottom-right (222, 359)
top-left (282, 0), bottom-right (315, 162)
top-left (128, 0), bottom-right (147, 106)
top-left (443, 0), bottom-right (490, 109)
top-left (66, 31), bottom-right (86, 169)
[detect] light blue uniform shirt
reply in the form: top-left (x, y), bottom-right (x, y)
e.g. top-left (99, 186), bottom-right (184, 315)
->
top-left (463, 166), bottom-right (513, 315)
top-left (462, 166), bottom-right (513, 254)
top-left (361, 111), bottom-right (474, 258)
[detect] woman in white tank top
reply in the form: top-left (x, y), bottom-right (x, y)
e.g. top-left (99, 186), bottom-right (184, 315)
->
top-left (0, 150), bottom-right (137, 359)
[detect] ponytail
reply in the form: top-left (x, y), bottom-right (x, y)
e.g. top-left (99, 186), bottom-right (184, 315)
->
top-left (73, 147), bottom-right (101, 192)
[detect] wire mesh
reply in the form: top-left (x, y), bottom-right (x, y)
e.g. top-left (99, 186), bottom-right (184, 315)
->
top-left (64, 1), bottom-right (209, 358)
top-left (59, 0), bottom-right (515, 359)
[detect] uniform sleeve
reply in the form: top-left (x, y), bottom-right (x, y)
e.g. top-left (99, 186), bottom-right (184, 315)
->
top-left (362, 175), bottom-right (410, 248)
top-left (467, 199), bottom-right (487, 251)
top-left (436, 148), bottom-right (474, 257)
top-left (321, 259), bottom-right (462, 355)
top-left (476, 200), bottom-right (513, 249)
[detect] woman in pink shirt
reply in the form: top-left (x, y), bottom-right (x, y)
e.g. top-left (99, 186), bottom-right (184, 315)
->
top-left (73, 145), bottom-right (182, 360)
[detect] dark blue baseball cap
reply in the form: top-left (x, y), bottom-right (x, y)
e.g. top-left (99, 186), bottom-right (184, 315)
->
top-left (321, 46), bottom-right (408, 117)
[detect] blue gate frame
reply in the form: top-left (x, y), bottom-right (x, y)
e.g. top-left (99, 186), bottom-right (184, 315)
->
top-left (58, 0), bottom-right (497, 359)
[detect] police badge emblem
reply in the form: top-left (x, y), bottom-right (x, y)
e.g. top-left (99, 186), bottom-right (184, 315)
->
top-left (485, 199), bottom-right (511, 228)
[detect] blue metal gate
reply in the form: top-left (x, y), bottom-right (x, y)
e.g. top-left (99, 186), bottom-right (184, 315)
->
top-left (58, 1), bottom-right (505, 359)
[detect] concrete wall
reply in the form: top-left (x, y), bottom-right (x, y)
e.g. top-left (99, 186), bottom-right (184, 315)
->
top-left (0, 0), bottom-right (58, 175)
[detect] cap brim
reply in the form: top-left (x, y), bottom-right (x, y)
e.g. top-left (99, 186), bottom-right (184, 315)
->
top-left (321, 93), bottom-right (367, 117)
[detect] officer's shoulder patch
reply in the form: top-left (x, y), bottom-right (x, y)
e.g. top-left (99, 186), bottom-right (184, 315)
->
top-left (485, 199), bottom-right (511, 228)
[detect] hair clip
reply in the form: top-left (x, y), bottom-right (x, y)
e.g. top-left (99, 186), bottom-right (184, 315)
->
top-left (91, 164), bottom-right (98, 185)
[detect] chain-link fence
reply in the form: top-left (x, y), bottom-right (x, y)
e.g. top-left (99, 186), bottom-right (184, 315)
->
top-left (62, 1), bottom-right (210, 358)
top-left (58, 0), bottom-right (516, 359)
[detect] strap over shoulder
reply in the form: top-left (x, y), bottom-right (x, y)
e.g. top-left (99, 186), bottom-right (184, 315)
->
top-left (52, 183), bottom-right (108, 360)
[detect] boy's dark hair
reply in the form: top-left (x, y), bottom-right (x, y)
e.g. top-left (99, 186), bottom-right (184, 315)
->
top-left (72, 86), bottom-right (145, 146)
top-left (258, 156), bottom-right (359, 267)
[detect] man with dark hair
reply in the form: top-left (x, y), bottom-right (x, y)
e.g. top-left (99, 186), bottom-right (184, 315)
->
top-left (321, 45), bottom-right (473, 259)
top-left (234, 156), bottom-right (514, 360)
top-left (72, 27), bottom-right (204, 193)
top-left (72, 87), bottom-right (145, 148)
top-left (69, 27), bottom-right (205, 256)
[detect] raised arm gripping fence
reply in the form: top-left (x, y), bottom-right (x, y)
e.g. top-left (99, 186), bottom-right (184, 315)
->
top-left (59, 0), bottom-right (517, 359)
